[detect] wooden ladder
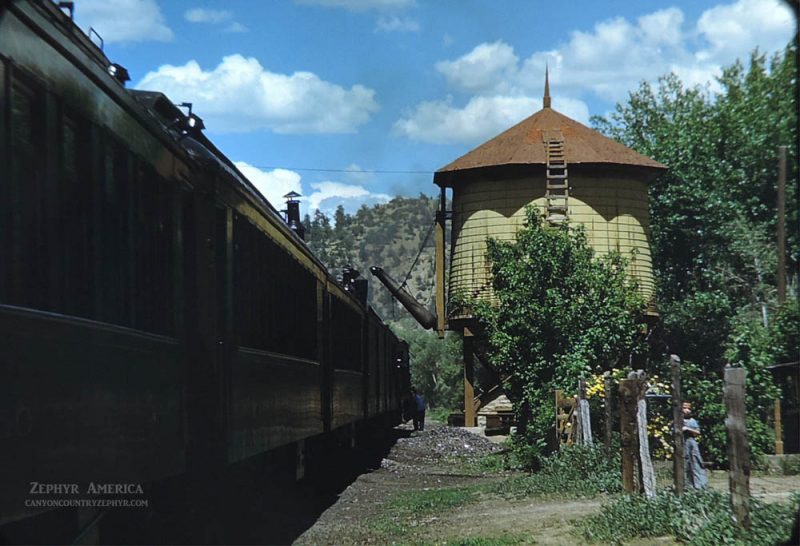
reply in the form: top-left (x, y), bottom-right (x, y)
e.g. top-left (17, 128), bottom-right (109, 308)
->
top-left (544, 137), bottom-right (569, 225)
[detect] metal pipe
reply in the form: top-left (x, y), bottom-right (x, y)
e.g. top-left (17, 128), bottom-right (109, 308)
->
top-left (369, 266), bottom-right (437, 329)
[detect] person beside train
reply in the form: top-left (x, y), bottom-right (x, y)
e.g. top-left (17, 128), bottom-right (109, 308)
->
top-left (411, 388), bottom-right (427, 432)
top-left (682, 401), bottom-right (708, 489)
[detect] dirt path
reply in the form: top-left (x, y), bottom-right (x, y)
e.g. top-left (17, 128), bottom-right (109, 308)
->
top-left (295, 424), bottom-right (800, 545)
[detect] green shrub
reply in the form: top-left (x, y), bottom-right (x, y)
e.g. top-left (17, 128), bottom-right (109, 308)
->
top-left (650, 355), bottom-right (779, 468)
top-left (428, 406), bottom-right (453, 424)
top-left (488, 444), bottom-right (621, 499)
top-left (581, 489), bottom-right (800, 545)
top-left (782, 455), bottom-right (800, 476)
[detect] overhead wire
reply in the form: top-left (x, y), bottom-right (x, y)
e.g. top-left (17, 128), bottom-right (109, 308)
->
top-left (399, 216), bottom-right (436, 291)
top-left (248, 165), bottom-right (436, 175)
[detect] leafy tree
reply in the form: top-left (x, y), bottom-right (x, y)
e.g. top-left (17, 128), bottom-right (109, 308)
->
top-left (390, 318), bottom-right (463, 412)
top-left (333, 205), bottom-right (350, 235)
top-left (593, 45), bottom-right (797, 463)
top-left (592, 47), bottom-right (796, 314)
top-left (472, 208), bottom-right (646, 457)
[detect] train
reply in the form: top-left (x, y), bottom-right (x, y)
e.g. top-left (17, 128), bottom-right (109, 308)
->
top-left (0, 0), bottom-right (409, 539)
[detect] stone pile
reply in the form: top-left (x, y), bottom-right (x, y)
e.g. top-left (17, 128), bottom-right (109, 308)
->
top-left (382, 424), bottom-right (504, 472)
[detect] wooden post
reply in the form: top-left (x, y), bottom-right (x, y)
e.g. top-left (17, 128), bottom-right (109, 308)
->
top-left (604, 371), bottom-right (613, 454)
top-left (463, 329), bottom-right (475, 427)
top-left (555, 390), bottom-right (565, 447)
top-left (724, 366), bottom-right (751, 531)
top-left (775, 399), bottom-right (784, 455)
top-left (555, 389), bottom-right (561, 447)
top-left (577, 379), bottom-right (593, 446)
top-left (637, 385), bottom-right (656, 498)
top-left (671, 355), bottom-right (685, 495)
top-left (435, 188), bottom-right (447, 337)
top-left (619, 378), bottom-right (639, 493)
top-left (555, 389), bottom-right (576, 447)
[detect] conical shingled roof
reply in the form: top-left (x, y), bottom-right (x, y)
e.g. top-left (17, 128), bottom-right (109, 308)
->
top-left (434, 106), bottom-right (666, 183)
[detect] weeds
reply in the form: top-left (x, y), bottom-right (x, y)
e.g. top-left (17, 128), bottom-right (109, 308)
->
top-left (483, 444), bottom-right (621, 499)
top-left (580, 489), bottom-right (800, 545)
top-left (442, 534), bottom-right (528, 545)
top-left (368, 487), bottom-right (479, 538)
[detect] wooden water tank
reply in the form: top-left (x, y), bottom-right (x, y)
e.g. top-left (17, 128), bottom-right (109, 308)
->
top-left (434, 104), bottom-right (666, 320)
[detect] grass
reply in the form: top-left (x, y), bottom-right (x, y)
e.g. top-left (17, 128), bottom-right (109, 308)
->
top-left (442, 534), bottom-right (529, 545)
top-left (368, 487), bottom-right (480, 538)
top-left (580, 489), bottom-right (800, 545)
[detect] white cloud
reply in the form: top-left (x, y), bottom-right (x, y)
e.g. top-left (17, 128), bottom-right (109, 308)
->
top-left (518, 8), bottom-right (701, 102)
top-left (696, 0), bottom-right (794, 62)
top-left (343, 163), bottom-right (375, 184)
top-left (231, 163), bottom-right (389, 216)
top-left (639, 7), bottom-right (684, 46)
top-left (136, 55), bottom-right (379, 134)
top-left (396, 0), bottom-right (794, 145)
top-left (394, 95), bottom-right (536, 145)
top-left (517, 1), bottom-right (793, 102)
top-left (184, 8), bottom-right (247, 33)
top-left (435, 41), bottom-right (518, 94)
top-left (75, 0), bottom-right (172, 43)
top-left (184, 8), bottom-right (232, 23)
top-left (225, 22), bottom-right (249, 33)
top-left (375, 15), bottom-right (420, 33)
top-left (307, 181), bottom-right (391, 214)
top-left (234, 163), bottom-right (303, 208)
top-left (296, 0), bottom-right (414, 12)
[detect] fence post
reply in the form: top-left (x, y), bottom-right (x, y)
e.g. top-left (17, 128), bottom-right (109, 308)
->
top-left (577, 379), bottom-right (593, 446)
top-left (619, 378), bottom-right (639, 493)
top-left (636, 376), bottom-right (656, 498)
top-left (724, 366), bottom-right (751, 531)
top-left (671, 355), bottom-right (685, 495)
top-left (604, 371), bottom-right (613, 454)
top-left (775, 399), bottom-right (784, 455)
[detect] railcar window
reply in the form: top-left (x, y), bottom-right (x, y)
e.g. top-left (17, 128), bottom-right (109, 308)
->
top-left (330, 297), bottom-right (363, 371)
top-left (233, 216), bottom-right (317, 359)
top-left (2, 71), bottom-right (177, 336)
top-left (96, 138), bottom-right (131, 326)
top-left (5, 78), bottom-right (47, 310)
top-left (132, 165), bottom-right (175, 336)
top-left (59, 114), bottom-right (94, 319)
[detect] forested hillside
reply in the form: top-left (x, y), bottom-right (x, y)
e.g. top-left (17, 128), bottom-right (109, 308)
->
top-left (302, 194), bottom-right (440, 320)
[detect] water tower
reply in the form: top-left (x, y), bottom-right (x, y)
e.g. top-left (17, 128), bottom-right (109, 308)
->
top-left (431, 75), bottom-right (666, 426)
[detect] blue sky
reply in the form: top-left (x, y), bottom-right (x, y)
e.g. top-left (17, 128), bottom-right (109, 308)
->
top-left (73, 0), bottom-right (795, 217)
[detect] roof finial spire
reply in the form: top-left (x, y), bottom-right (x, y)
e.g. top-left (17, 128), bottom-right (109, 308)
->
top-left (543, 64), bottom-right (551, 109)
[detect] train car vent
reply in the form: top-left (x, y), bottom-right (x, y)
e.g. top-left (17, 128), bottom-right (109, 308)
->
top-left (342, 267), bottom-right (368, 306)
top-left (108, 63), bottom-right (130, 85)
top-left (57, 1), bottom-right (75, 20)
top-left (282, 191), bottom-right (305, 240)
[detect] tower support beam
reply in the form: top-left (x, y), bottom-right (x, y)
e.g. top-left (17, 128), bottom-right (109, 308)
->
top-left (463, 328), bottom-right (475, 427)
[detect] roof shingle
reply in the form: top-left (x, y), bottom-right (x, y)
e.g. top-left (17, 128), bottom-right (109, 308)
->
top-left (435, 107), bottom-right (666, 178)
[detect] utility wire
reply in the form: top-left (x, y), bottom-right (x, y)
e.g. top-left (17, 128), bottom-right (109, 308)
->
top-left (249, 165), bottom-right (435, 175)
top-left (399, 217), bottom-right (436, 292)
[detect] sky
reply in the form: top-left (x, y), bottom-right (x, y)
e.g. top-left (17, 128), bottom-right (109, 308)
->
top-left (72, 0), bottom-right (796, 217)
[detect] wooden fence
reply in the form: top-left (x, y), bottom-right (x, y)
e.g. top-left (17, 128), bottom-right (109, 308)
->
top-left (555, 358), bottom-right (755, 528)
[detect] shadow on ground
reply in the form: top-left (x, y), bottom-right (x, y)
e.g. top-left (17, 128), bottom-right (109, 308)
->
top-left (0, 427), bottom-right (410, 545)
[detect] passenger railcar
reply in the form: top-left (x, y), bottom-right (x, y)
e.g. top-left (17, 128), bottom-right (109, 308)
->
top-left (0, 0), bottom-right (409, 534)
